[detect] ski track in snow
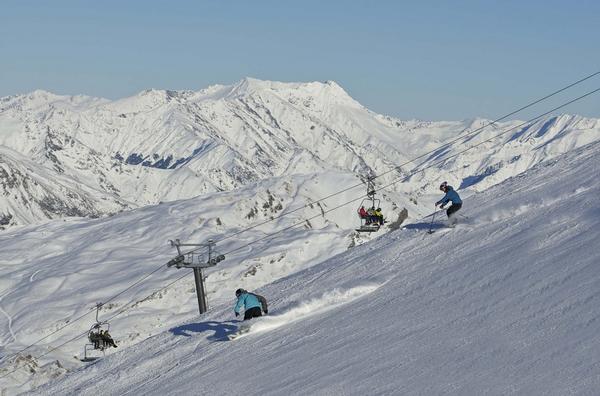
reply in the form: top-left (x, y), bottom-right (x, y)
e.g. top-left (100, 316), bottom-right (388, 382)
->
top-left (29, 270), bottom-right (43, 282)
top-left (232, 285), bottom-right (381, 340)
top-left (0, 293), bottom-right (17, 344)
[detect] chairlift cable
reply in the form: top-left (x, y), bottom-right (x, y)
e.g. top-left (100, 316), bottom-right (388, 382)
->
top-left (189, 70), bottom-right (600, 252)
top-left (0, 273), bottom-right (190, 381)
top-left (388, 70), bottom-right (600, 178)
top-left (0, 328), bottom-right (89, 380)
top-left (0, 264), bottom-right (166, 368)
top-left (217, 86), bottom-right (600, 256)
top-left (380, 87), bottom-right (600, 190)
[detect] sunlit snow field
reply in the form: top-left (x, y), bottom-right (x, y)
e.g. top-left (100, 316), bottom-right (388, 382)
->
top-left (7, 140), bottom-right (598, 395)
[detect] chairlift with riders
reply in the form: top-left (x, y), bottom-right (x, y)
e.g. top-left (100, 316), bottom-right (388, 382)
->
top-left (81, 303), bottom-right (117, 362)
top-left (355, 176), bottom-right (384, 233)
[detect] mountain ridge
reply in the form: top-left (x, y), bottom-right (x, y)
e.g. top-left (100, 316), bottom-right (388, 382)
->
top-left (1, 78), bottom-right (599, 229)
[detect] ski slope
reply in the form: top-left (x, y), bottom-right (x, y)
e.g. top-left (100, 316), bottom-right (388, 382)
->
top-left (27, 140), bottom-right (600, 395)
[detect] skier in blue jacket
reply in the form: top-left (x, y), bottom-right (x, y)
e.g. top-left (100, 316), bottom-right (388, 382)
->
top-left (234, 289), bottom-right (266, 320)
top-left (435, 181), bottom-right (462, 221)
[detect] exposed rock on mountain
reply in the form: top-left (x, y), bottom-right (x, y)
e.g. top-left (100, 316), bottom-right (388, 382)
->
top-left (1, 78), bottom-right (598, 228)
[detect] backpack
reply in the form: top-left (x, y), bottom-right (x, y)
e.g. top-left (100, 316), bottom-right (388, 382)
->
top-left (250, 292), bottom-right (268, 313)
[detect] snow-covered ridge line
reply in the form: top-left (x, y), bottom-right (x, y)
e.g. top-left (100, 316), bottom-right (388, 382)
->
top-left (1, 78), bottom-right (599, 230)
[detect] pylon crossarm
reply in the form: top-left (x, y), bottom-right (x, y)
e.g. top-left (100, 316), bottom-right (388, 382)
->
top-left (165, 239), bottom-right (224, 315)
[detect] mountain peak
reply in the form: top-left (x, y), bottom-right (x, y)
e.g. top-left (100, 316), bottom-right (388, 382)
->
top-left (27, 89), bottom-right (62, 99)
top-left (223, 77), bottom-right (360, 108)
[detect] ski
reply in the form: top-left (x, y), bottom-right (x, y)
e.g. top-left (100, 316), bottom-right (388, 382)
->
top-left (228, 324), bottom-right (251, 340)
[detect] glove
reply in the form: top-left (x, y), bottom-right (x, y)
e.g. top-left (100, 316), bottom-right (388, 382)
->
top-left (264, 309), bottom-right (268, 315)
top-left (235, 312), bottom-right (239, 317)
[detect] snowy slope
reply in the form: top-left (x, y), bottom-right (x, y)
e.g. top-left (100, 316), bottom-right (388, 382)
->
top-left (1, 78), bottom-right (599, 228)
top-left (9, 139), bottom-right (600, 395)
top-left (0, 168), bottom-right (411, 393)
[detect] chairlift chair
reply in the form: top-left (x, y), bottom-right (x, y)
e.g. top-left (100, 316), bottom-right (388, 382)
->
top-left (81, 303), bottom-right (114, 362)
top-left (355, 177), bottom-right (383, 233)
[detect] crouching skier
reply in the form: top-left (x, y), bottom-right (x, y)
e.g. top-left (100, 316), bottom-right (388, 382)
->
top-left (234, 288), bottom-right (268, 321)
top-left (435, 181), bottom-right (462, 225)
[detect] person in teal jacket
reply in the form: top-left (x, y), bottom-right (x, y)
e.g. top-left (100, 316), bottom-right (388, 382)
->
top-left (435, 181), bottom-right (463, 220)
top-left (234, 289), bottom-right (265, 320)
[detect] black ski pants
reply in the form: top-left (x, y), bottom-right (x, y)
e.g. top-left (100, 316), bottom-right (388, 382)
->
top-left (244, 307), bottom-right (262, 321)
top-left (446, 203), bottom-right (462, 218)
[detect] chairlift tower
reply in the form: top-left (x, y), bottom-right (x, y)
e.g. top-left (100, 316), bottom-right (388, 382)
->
top-left (366, 176), bottom-right (376, 201)
top-left (166, 239), bottom-right (225, 315)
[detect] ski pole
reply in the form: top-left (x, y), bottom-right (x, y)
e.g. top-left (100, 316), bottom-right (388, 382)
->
top-left (427, 210), bottom-right (437, 234)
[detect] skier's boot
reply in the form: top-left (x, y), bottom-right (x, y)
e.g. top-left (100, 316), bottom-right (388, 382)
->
top-left (448, 215), bottom-right (458, 228)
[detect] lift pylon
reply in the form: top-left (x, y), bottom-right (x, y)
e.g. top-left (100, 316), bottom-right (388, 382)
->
top-left (166, 239), bottom-right (225, 315)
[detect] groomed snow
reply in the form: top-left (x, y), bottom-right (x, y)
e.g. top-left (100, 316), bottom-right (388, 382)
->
top-left (25, 140), bottom-right (600, 395)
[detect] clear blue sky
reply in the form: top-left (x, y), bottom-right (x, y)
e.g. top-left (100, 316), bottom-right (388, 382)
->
top-left (1, 0), bottom-right (598, 120)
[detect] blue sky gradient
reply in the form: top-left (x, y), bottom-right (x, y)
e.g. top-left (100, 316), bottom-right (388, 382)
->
top-left (1, 0), bottom-right (598, 120)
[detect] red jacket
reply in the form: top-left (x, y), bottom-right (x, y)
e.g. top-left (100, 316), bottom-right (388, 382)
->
top-left (359, 207), bottom-right (368, 217)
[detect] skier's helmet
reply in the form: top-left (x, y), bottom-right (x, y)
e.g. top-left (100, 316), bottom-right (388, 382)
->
top-left (439, 181), bottom-right (448, 192)
top-left (235, 288), bottom-right (244, 297)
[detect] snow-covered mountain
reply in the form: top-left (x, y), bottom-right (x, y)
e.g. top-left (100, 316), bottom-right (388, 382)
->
top-left (4, 134), bottom-right (599, 395)
top-left (1, 78), bottom-right (599, 394)
top-left (0, 79), bottom-right (406, 228)
top-left (1, 78), bottom-right (599, 229)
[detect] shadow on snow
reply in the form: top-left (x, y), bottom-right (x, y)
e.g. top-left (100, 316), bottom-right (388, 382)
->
top-left (403, 222), bottom-right (447, 231)
top-left (169, 320), bottom-right (239, 342)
